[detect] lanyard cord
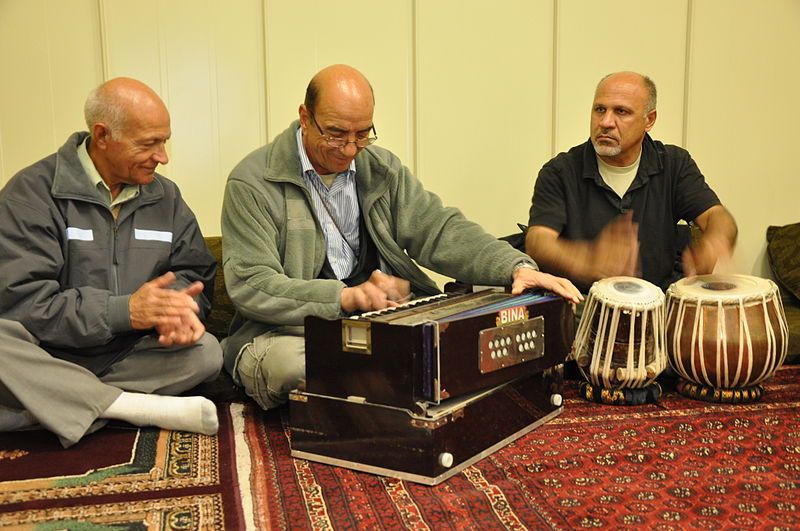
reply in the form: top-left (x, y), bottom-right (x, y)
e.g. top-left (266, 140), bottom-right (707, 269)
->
top-left (308, 176), bottom-right (359, 257)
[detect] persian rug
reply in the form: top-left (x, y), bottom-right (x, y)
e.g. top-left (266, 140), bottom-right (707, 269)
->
top-left (2, 365), bottom-right (799, 530)
top-left (238, 365), bottom-right (800, 530)
top-left (0, 407), bottom-right (245, 529)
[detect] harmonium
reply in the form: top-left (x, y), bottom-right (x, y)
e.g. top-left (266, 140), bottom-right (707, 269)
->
top-left (289, 288), bottom-right (575, 485)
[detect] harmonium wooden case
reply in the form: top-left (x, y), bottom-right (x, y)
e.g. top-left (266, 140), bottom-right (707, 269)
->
top-left (289, 288), bottom-right (575, 485)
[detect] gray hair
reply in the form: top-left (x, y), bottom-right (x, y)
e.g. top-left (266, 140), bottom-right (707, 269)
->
top-left (641, 75), bottom-right (657, 113)
top-left (84, 84), bottom-right (127, 139)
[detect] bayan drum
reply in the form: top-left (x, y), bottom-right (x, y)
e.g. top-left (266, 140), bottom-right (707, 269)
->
top-left (573, 277), bottom-right (667, 405)
top-left (665, 274), bottom-right (788, 403)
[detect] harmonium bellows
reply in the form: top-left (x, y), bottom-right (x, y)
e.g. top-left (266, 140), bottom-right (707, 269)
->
top-left (290, 289), bottom-right (575, 485)
top-left (302, 289), bottom-right (574, 410)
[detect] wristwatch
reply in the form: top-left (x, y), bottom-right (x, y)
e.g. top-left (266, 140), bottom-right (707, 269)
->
top-left (511, 261), bottom-right (538, 280)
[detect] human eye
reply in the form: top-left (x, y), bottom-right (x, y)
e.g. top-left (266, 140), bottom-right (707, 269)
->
top-left (139, 138), bottom-right (159, 148)
top-left (324, 127), bottom-right (347, 140)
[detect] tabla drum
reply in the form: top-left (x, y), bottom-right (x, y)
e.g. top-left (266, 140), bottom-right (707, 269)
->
top-left (665, 274), bottom-right (788, 403)
top-left (573, 277), bottom-right (667, 405)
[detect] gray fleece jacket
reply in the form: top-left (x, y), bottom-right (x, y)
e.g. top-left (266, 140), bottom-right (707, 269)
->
top-left (220, 121), bottom-right (535, 368)
top-left (0, 132), bottom-right (216, 372)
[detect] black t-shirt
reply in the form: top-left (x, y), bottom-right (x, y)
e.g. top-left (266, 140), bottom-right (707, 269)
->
top-left (528, 134), bottom-right (720, 292)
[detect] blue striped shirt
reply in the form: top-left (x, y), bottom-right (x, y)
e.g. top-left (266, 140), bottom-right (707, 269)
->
top-left (296, 127), bottom-right (360, 280)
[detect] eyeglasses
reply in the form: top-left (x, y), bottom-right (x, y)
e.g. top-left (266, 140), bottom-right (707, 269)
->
top-left (309, 112), bottom-right (378, 149)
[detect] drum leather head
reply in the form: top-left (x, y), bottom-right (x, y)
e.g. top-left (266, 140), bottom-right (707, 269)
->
top-left (668, 274), bottom-right (776, 302)
top-left (590, 276), bottom-right (664, 308)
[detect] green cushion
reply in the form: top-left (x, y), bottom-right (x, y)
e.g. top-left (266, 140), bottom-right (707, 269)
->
top-left (204, 236), bottom-right (235, 339)
top-left (767, 223), bottom-right (800, 304)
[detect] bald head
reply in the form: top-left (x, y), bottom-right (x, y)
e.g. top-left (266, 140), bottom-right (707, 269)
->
top-left (304, 64), bottom-right (374, 115)
top-left (84, 77), bottom-right (169, 140)
top-left (83, 78), bottom-right (171, 193)
top-left (590, 71), bottom-right (658, 166)
top-left (596, 71), bottom-right (657, 113)
top-left (299, 65), bottom-right (376, 175)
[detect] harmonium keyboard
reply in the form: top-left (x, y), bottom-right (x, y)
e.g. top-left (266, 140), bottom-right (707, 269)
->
top-left (289, 288), bottom-right (575, 485)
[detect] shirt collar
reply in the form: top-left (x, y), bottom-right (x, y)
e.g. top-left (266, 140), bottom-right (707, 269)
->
top-left (77, 136), bottom-right (140, 206)
top-left (77, 135), bottom-right (106, 190)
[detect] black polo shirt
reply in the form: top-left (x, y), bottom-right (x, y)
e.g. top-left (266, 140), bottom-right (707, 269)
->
top-left (528, 134), bottom-right (720, 292)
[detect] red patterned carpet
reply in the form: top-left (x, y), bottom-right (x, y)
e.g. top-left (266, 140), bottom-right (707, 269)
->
top-left (2, 365), bottom-right (799, 529)
top-left (239, 365), bottom-right (800, 530)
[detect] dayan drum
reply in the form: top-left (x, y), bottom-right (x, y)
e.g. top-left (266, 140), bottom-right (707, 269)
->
top-left (573, 277), bottom-right (667, 405)
top-left (665, 274), bottom-right (788, 403)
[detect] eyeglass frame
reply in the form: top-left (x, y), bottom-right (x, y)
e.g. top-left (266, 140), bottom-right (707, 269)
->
top-left (308, 111), bottom-right (378, 149)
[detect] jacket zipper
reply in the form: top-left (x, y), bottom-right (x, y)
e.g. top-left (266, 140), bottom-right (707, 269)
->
top-left (111, 222), bottom-right (120, 295)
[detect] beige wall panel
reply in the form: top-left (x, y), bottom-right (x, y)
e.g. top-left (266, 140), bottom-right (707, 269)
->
top-left (211, 1), bottom-right (267, 185)
top-left (3, 0), bottom-right (797, 288)
top-left (102, 0), bottom-right (265, 236)
top-left (100, 0), bottom-right (163, 88)
top-left (554, 0), bottom-right (688, 155)
top-left (415, 0), bottom-right (554, 242)
top-left (264, 0), bottom-right (413, 165)
top-left (0, 0), bottom-right (102, 186)
top-left (686, 0), bottom-right (800, 277)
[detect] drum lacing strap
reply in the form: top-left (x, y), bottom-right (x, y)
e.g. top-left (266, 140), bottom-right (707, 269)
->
top-left (773, 286), bottom-right (789, 365)
top-left (756, 294), bottom-right (775, 384)
top-left (737, 297), bottom-right (753, 387)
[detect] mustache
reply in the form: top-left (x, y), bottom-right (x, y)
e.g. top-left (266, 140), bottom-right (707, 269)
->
top-left (594, 130), bottom-right (618, 139)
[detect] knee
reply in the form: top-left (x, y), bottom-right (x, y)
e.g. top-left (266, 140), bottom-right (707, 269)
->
top-left (193, 333), bottom-right (223, 381)
top-left (261, 349), bottom-right (305, 394)
top-left (236, 334), bottom-right (305, 409)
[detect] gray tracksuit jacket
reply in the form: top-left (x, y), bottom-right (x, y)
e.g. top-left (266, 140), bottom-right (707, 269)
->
top-left (0, 132), bottom-right (216, 372)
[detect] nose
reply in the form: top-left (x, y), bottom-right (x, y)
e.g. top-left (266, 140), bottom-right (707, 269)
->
top-left (340, 142), bottom-right (359, 157)
top-left (154, 143), bottom-right (169, 165)
top-left (599, 112), bottom-right (615, 129)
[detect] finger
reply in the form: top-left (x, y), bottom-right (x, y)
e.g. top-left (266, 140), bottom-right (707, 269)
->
top-left (510, 282), bottom-right (523, 295)
top-left (184, 314), bottom-right (206, 343)
top-left (191, 325), bottom-right (205, 343)
top-left (156, 315), bottom-right (185, 330)
top-left (548, 279), bottom-right (575, 303)
top-left (158, 332), bottom-right (174, 347)
top-left (181, 281), bottom-right (205, 298)
top-left (157, 292), bottom-right (201, 315)
top-left (150, 271), bottom-right (178, 288)
top-left (562, 278), bottom-right (584, 303)
top-left (369, 269), bottom-right (388, 284)
top-left (370, 291), bottom-right (391, 311)
top-left (176, 330), bottom-right (194, 345)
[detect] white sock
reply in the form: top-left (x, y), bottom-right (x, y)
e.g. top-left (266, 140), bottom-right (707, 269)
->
top-left (0, 405), bottom-right (37, 431)
top-left (101, 392), bottom-right (218, 436)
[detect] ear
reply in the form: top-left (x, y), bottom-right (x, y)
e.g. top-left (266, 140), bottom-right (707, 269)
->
top-left (644, 109), bottom-right (657, 132)
top-left (92, 123), bottom-right (112, 149)
top-left (298, 104), bottom-right (309, 130)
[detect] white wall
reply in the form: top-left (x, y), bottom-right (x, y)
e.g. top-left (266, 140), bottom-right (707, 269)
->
top-left (685, 0), bottom-right (800, 277)
top-left (1, 0), bottom-right (798, 285)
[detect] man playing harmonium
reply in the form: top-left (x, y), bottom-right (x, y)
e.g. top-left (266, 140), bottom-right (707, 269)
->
top-left (525, 71), bottom-right (738, 294)
top-left (220, 64), bottom-right (582, 411)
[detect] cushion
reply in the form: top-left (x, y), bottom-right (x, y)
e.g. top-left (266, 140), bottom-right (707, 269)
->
top-left (767, 223), bottom-right (800, 303)
top-left (204, 236), bottom-right (235, 339)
